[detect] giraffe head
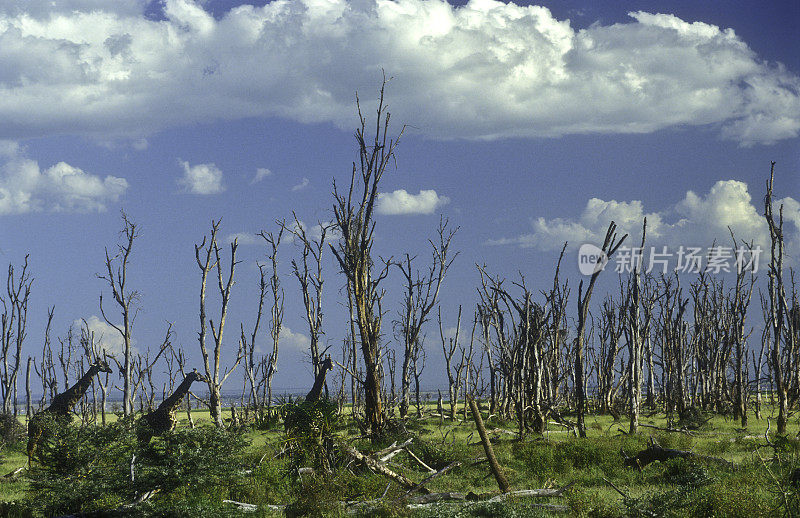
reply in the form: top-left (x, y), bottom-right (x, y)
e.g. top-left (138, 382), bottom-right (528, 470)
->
top-left (91, 358), bottom-right (113, 374)
top-left (320, 355), bottom-right (333, 373)
top-left (187, 369), bottom-right (208, 384)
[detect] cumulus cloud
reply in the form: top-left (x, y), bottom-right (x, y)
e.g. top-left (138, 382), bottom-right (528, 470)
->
top-left (252, 167), bottom-right (272, 184)
top-left (377, 189), bottom-right (449, 215)
top-left (0, 1), bottom-right (796, 144)
top-left (490, 180), bottom-right (800, 262)
top-left (226, 232), bottom-right (258, 246)
top-left (280, 325), bottom-right (311, 351)
top-left (78, 315), bottom-right (130, 357)
top-left (178, 160), bottom-right (224, 194)
top-left (0, 146), bottom-right (127, 215)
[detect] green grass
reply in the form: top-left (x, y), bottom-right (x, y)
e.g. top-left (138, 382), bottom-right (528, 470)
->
top-left (0, 402), bottom-right (797, 516)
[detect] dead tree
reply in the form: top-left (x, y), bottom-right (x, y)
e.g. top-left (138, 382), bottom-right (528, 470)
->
top-left (330, 78), bottom-right (402, 435)
top-left (98, 212), bottom-right (138, 416)
top-left (240, 259), bottom-right (268, 417)
top-left (575, 222), bottom-right (627, 437)
top-left (597, 295), bottom-right (624, 417)
top-left (284, 215), bottom-right (331, 383)
top-left (764, 162), bottom-right (790, 433)
top-left (1, 255), bottom-right (32, 416)
top-left (259, 226), bottom-right (284, 412)
top-left (623, 219), bottom-right (647, 434)
top-left (35, 307), bottom-right (57, 410)
top-left (395, 218), bottom-right (457, 418)
top-left (195, 220), bottom-right (243, 427)
top-left (439, 306), bottom-right (465, 419)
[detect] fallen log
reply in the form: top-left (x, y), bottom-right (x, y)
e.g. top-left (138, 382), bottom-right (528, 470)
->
top-left (621, 437), bottom-right (734, 470)
top-left (485, 483), bottom-right (574, 502)
top-left (398, 461), bottom-right (461, 501)
top-left (344, 445), bottom-right (426, 493)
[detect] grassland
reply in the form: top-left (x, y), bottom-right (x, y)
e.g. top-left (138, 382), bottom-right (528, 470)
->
top-left (0, 403), bottom-right (796, 517)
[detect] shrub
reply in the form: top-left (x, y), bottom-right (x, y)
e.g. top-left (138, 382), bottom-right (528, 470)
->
top-left (25, 419), bottom-right (250, 516)
top-left (280, 398), bottom-right (340, 473)
top-left (0, 413), bottom-right (25, 447)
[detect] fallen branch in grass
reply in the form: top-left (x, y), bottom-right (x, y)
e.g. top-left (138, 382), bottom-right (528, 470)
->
top-left (485, 484), bottom-right (575, 502)
top-left (376, 438), bottom-right (414, 462)
top-left (344, 445), bottom-right (424, 492)
top-left (638, 423), bottom-right (696, 436)
top-left (397, 461), bottom-right (461, 501)
top-left (405, 448), bottom-right (436, 473)
top-left (621, 437), bottom-right (734, 470)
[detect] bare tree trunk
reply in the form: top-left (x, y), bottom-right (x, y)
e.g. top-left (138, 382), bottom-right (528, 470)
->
top-left (98, 212), bottom-right (138, 416)
top-left (196, 220), bottom-right (243, 427)
top-left (331, 78), bottom-right (402, 436)
top-left (575, 223), bottom-right (627, 437)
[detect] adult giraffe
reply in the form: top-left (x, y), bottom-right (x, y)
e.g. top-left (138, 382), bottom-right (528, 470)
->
top-left (27, 359), bottom-right (113, 464)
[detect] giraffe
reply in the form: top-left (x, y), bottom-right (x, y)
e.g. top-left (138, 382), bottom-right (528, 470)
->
top-left (137, 369), bottom-right (207, 445)
top-left (27, 358), bottom-right (113, 464)
top-left (305, 355), bottom-right (333, 403)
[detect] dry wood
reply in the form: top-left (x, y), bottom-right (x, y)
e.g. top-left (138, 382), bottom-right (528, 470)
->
top-left (398, 461), bottom-right (461, 501)
top-left (406, 448), bottom-right (436, 473)
top-left (468, 395), bottom-right (509, 492)
top-left (621, 437), bottom-right (734, 470)
top-left (344, 445), bottom-right (424, 493)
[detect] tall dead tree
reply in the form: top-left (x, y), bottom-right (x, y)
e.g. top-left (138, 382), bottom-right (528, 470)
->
top-left (259, 226), bottom-right (284, 412)
top-left (395, 218), bottom-right (457, 418)
top-left (764, 162), bottom-right (791, 433)
top-left (195, 220), bottom-right (243, 427)
top-left (624, 219), bottom-right (647, 434)
top-left (1, 255), bottom-right (32, 416)
top-left (284, 215), bottom-right (331, 382)
top-left (439, 306), bottom-right (466, 419)
top-left (241, 261), bottom-right (268, 417)
top-left (98, 212), bottom-right (138, 416)
top-left (575, 222), bottom-right (627, 437)
top-left (331, 78), bottom-right (402, 435)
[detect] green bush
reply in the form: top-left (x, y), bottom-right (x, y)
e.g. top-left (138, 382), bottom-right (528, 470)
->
top-left (25, 419), bottom-right (250, 516)
top-left (0, 412), bottom-right (26, 447)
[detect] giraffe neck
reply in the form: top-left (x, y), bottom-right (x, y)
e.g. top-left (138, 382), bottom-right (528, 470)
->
top-left (306, 366), bottom-right (330, 401)
top-left (156, 376), bottom-right (197, 415)
top-left (49, 365), bottom-right (101, 414)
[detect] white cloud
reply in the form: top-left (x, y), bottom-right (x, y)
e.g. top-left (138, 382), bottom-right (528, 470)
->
top-left (490, 180), bottom-right (800, 262)
top-left (226, 232), bottom-right (258, 246)
top-left (377, 189), bottom-right (449, 215)
top-left (280, 325), bottom-right (310, 351)
top-left (0, 1), bottom-right (795, 144)
top-left (291, 177), bottom-right (310, 192)
top-left (252, 167), bottom-right (272, 184)
top-left (0, 147), bottom-right (127, 215)
top-left (177, 160), bottom-right (224, 194)
top-left (78, 315), bottom-right (130, 357)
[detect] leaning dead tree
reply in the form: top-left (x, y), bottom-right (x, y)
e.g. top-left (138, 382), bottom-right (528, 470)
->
top-left (1, 255), bottom-right (32, 416)
top-left (195, 220), bottom-right (243, 427)
top-left (98, 211), bottom-right (138, 416)
top-left (395, 217), bottom-right (457, 418)
top-left (331, 78), bottom-right (402, 435)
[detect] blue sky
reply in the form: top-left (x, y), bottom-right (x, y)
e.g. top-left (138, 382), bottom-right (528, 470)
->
top-left (0, 0), bottom-right (798, 394)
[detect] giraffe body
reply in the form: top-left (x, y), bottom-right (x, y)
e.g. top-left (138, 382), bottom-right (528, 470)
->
top-left (305, 356), bottom-right (333, 402)
top-left (27, 359), bottom-right (112, 464)
top-left (137, 370), bottom-right (206, 445)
